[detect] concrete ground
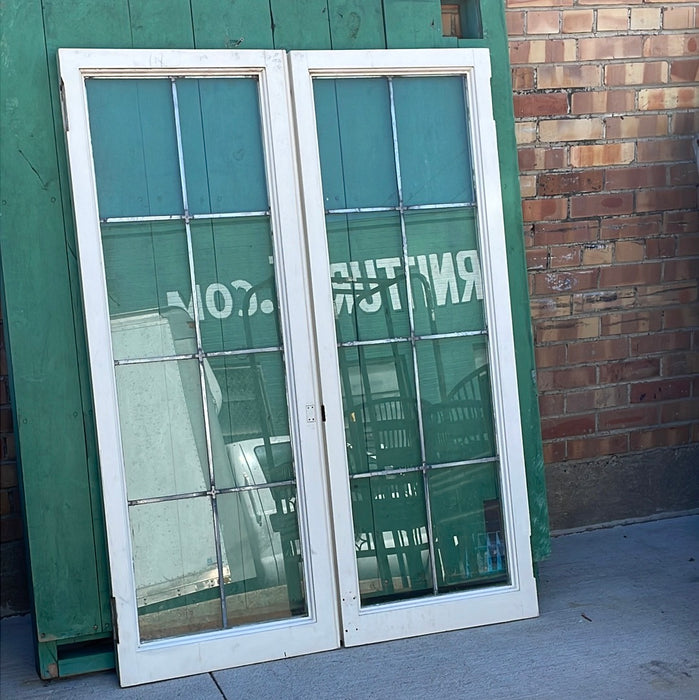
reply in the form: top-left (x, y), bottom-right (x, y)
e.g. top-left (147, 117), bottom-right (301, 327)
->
top-left (1, 514), bottom-right (697, 699)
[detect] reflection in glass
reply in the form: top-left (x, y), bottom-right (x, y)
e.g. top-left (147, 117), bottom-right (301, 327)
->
top-left (132, 497), bottom-right (221, 641)
top-left (429, 464), bottom-right (508, 591)
top-left (352, 474), bottom-right (430, 603)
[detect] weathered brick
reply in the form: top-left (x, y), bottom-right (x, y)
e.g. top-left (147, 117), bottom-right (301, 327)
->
top-left (601, 215), bottom-right (662, 240)
top-left (663, 6), bottom-right (696, 30)
top-left (538, 64), bottom-right (600, 89)
top-left (561, 9), bottom-right (594, 34)
top-left (538, 170), bottom-right (603, 196)
top-left (507, 0), bottom-right (573, 7)
top-left (567, 337), bottom-right (628, 364)
top-left (543, 440), bottom-right (566, 464)
top-left (518, 146), bottom-right (567, 171)
top-left (599, 357), bottom-right (660, 384)
top-left (566, 385), bottom-right (628, 412)
top-left (663, 258), bottom-right (699, 283)
top-left (630, 7), bottom-right (661, 30)
top-left (645, 236), bottom-right (676, 259)
top-left (519, 174), bottom-right (537, 197)
top-left (605, 164), bottom-right (667, 190)
top-left (601, 310), bottom-right (663, 336)
top-left (676, 233), bottom-right (699, 256)
top-left (534, 343), bottom-right (567, 368)
top-left (630, 379), bottom-right (691, 403)
top-left (572, 288), bottom-right (636, 313)
top-left (570, 143), bottom-right (635, 168)
top-left (615, 240), bottom-right (645, 262)
top-left (571, 89), bottom-right (635, 115)
top-left (533, 219), bottom-right (599, 246)
top-left (512, 66), bottom-right (535, 90)
top-left (630, 330), bottom-right (692, 355)
top-left (539, 393), bottom-right (565, 417)
top-left (536, 316), bottom-right (600, 342)
top-left (513, 92), bottom-right (568, 118)
top-left (636, 282), bottom-right (697, 307)
top-left (579, 36), bottom-right (643, 61)
top-left (669, 162), bottom-right (699, 187)
top-left (566, 434), bottom-right (628, 460)
top-left (506, 10), bottom-right (526, 36)
top-left (604, 61), bottom-right (668, 87)
top-left (643, 34), bottom-right (699, 58)
top-left (510, 39), bottom-right (576, 64)
top-left (598, 405), bottom-right (658, 431)
top-left (540, 116), bottom-right (604, 142)
top-left (549, 244), bottom-right (582, 267)
top-left (515, 120), bottom-right (537, 145)
top-left (538, 365), bottom-right (596, 391)
top-left (606, 115), bottom-right (668, 139)
top-left (629, 426), bottom-right (690, 451)
top-left (637, 138), bottom-right (694, 162)
top-left (664, 210), bottom-right (698, 234)
top-left (541, 414), bottom-right (596, 440)
top-left (669, 59), bottom-right (699, 83)
top-left (671, 111), bottom-right (699, 135)
top-left (533, 269), bottom-right (598, 295)
top-left (522, 197), bottom-right (568, 222)
top-left (639, 86), bottom-right (699, 110)
top-left (526, 10), bottom-right (560, 35)
top-left (661, 350), bottom-right (699, 377)
top-left (599, 262), bottom-right (662, 287)
top-left (597, 8), bottom-right (629, 32)
top-left (581, 242), bottom-right (613, 265)
top-left (637, 187), bottom-right (697, 213)
top-left (661, 398), bottom-right (699, 423)
top-left (530, 295), bottom-right (572, 318)
top-left (570, 192), bottom-right (634, 218)
top-left (663, 305), bottom-right (699, 330)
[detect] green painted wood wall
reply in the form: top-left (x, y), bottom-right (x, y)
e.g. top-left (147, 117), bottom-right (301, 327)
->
top-left (0, 0), bottom-right (548, 676)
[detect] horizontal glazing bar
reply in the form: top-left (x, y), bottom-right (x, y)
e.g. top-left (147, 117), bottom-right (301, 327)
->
top-left (325, 201), bottom-right (475, 216)
top-left (337, 328), bottom-right (487, 349)
top-left (128, 490), bottom-right (209, 506)
top-left (114, 344), bottom-right (284, 367)
top-left (348, 456), bottom-right (499, 481)
top-left (101, 209), bottom-right (270, 224)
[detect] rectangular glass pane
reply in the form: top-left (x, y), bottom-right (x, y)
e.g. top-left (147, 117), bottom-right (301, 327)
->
top-left (104, 221), bottom-right (191, 361)
top-left (429, 463), bottom-right (508, 591)
top-left (220, 487), bottom-right (307, 626)
top-left (189, 217), bottom-right (281, 353)
top-left (327, 211), bottom-right (409, 344)
top-left (177, 78), bottom-right (268, 215)
top-left (405, 208), bottom-right (485, 336)
top-left (132, 497), bottom-right (221, 642)
top-left (417, 336), bottom-right (496, 464)
top-left (86, 78), bottom-right (182, 218)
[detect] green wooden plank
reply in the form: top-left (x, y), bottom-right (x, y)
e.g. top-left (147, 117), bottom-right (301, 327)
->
top-left (469, 0), bottom-right (550, 560)
top-left (270, 0), bottom-right (332, 50)
top-left (0, 0), bottom-right (108, 642)
top-left (382, 0), bottom-right (445, 49)
top-left (191, 0), bottom-right (274, 49)
top-left (327, 0), bottom-right (386, 49)
top-left (126, 0), bottom-right (194, 47)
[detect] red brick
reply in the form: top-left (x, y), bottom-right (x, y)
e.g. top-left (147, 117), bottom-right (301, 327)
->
top-left (539, 393), bottom-right (565, 417)
top-left (518, 146), bottom-right (567, 171)
top-left (533, 269), bottom-right (598, 295)
top-left (606, 165), bottom-right (666, 190)
top-left (538, 170), bottom-right (603, 196)
top-left (579, 36), bottom-right (643, 60)
top-left (571, 89), bottom-right (635, 115)
top-left (534, 344), bottom-right (567, 368)
top-left (567, 337), bottom-right (628, 364)
top-left (601, 215), bottom-right (662, 240)
top-left (566, 385), bottom-right (628, 412)
top-left (599, 262), bottom-right (662, 287)
top-left (538, 365), bottom-right (596, 391)
top-left (536, 316), bottom-right (600, 342)
top-left (599, 358), bottom-right (660, 384)
top-left (639, 87), bottom-right (699, 111)
top-left (581, 242), bottom-right (613, 265)
top-left (606, 115), bottom-right (668, 140)
top-left (630, 331), bottom-right (692, 355)
top-left (512, 66), bottom-right (535, 90)
top-left (526, 247), bottom-right (548, 270)
top-left (534, 219), bottom-right (599, 246)
top-left (637, 187), bottom-right (698, 213)
top-left (541, 414), bottom-right (596, 440)
top-left (570, 192), bottom-right (634, 219)
top-left (670, 59), bottom-right (699, 83)
top-left (663, 258), bottom-right (699, 282)
top-left (676, 233), bottom-right (699, 256)
top-left (0, 515), bottom-right (24, 544)
top-left (645, 237), bottom-right (676, 259)
top-left (570, 143), bottom-right (634, 168)
top-left (669, 162), bottom-right (699, 187)
top-left (664, 211), bottom-right (698, 235)
top-left (643, 34), bottom-right (699, 58)
top-left (549, 245), bottom-right (581, 267)
top-left (615, 240), bottom-right (644, 262)
top-left (663, 7), bottom-right (696, 31)
top-left (538, 65), bottom-right (601, 89)
top-left (561, 9), bottom-right (594, 34)
top-left (629, 426), bottom-right (690, 451)
top-left (661, 399), bottom-right (699, 423)
top-left (513, 92), bottom-right (568, 118)
top-left (0, 463), bottom-right (18, 489)
top-left (636, 282), bottom-right (697, 307)
top-left (661, 351), bottom-right (699, 377)
top-left (597, 8), bottom-right (629, 32)
top-left (598, 405), bottom-right (658, 431)
top-left (671, 111), bottom-right (699, 135)
top-left (566, 434), bottom-right (628, 460)
top-left (543, 440), bottom-right (566, 464)
top-left (572, 289), bottom-right (636, 313)
top-left (604, 61), bottom-right (668, 87)
top-left (506, 10), bottom-right (526, 35)
top-left (526, 10), bottom-right (560, 34)
top-left (522, 197), bottom-right (568, 222)
top-left (637, 138), bottom-right (694, 163)
top-left (510, 39), bottom-right (576, 64)
top-left (601, 310), bottom-right (663, 336)
top-left (663, 305), bottom-right (699, 330)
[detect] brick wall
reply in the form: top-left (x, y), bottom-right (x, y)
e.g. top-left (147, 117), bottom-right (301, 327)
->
top-left (0, 304), bottom-right (29, 615)
top-left (506, 0), bottom-right (699, 529)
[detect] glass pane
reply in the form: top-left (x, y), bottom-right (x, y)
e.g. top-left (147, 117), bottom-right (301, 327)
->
top-left (314, 78), bottom-right (398, 210)
top-left (220, 487), bottom-right (307, 626)
top-left (86, 79), bottom-right (182, 218)
top-left (115, 360), bottom-right (214, 501)
top-left (340, 344), bottom-right (420, 474)
top-left (429, 463), bottom-right (508, 591)
top-left (392, 76), bottom-right (474, 206)
top-left (405, 208), bottom-right (486, 336)
top-left (177, 77), bottom-right (268, 215)
top-left (190, 217), bottom-right (281, 353)
top-left (132, 497), bottom-right (221, 642)
top-left (352, 474), bottom-right (431, 603)
top-left (418, 336), bottom-right (496, 464)
top-left (327, 211), bottom-right (409, 344)
top-left (103, 221), bottom-right (192, 361)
